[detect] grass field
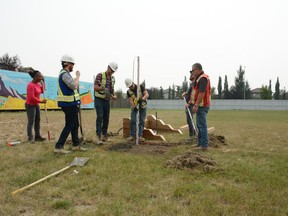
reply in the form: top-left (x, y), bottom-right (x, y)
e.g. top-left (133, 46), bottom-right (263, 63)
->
top-left (0, 109), bottom-right (288, 215)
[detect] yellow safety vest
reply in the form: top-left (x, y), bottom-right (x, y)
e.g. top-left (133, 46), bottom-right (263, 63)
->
top-left (56, 70), bottom-right (80, 103)
top-left (94, 72), bottom-right (115, 99)
top-left (128, 88), bottom-right (147, 109)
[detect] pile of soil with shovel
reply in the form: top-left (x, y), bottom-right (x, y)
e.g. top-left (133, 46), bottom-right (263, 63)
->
top-left (165, 151), bottom-right (216, 172)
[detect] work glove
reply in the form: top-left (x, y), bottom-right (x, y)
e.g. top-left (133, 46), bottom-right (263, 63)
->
top-left (138, 98), bottom-right (143, 104)
top-left (133, 98), bottom-right (138, 106)
top-left (133, 107), bottom-right (138, 112)
top-left (103, 88), bottom-right (109, 95)
top-left (103, 88), bottom-right (111, 99)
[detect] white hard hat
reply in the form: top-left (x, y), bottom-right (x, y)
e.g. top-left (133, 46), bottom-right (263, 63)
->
top-left (125, 78), bottom-right (133, 88)
top-left (108, 62), bottom-right (118, 72)
top-left (61, 55), bottom-right (75, 64)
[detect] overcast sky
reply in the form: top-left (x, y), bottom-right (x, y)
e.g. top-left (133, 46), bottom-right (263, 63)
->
top-left (1, 0), bottom-right (288, 93)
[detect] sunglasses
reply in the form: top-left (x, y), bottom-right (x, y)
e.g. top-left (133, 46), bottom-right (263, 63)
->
top-left (190, 69), bottom-right (196, 73)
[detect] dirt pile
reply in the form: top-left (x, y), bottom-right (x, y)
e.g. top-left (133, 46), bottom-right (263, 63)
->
top-left (165, 151), bottom-right (216, 171)
top-left (209, 134), bottom-right (227, 148)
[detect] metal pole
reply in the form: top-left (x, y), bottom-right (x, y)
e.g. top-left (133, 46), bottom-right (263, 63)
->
top-left (135, 56), bottom-right (140, 145)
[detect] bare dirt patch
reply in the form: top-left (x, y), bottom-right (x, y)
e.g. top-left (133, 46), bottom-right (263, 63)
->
top-left (106, 142), bottom-right (175, 156)
top-left (165, 151), bottom-right (216, 172)
top-left (106, 134), bottom-right (227, 156)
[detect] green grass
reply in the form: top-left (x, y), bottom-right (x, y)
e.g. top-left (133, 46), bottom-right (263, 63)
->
top-left (0, 109), bottom-right (288, 215)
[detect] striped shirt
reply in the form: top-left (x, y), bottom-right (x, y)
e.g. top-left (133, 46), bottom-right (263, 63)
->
top-left (94, 72), bottom-right (113, 92)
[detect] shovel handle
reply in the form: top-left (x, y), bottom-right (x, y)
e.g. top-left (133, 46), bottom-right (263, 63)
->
top-left (12, 165), bottom-right (71, 195)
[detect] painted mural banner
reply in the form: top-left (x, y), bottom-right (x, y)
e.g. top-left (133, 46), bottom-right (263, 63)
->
top-left (0, 69), bottom-right (94, 110)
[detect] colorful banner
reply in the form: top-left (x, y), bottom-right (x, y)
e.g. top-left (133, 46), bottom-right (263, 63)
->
top-left (0, 69), bottom-right (94, 110)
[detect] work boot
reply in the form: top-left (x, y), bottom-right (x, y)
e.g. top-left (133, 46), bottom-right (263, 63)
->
top-left (72, 146), bottom-right (87, 151)
top-left (126, 136), bottom-right (134, 141)
top-left (192, 144), bottom-right (200, 148)
top-left (28, 138), bottom-right (35, 144)
top-left (54, 148), bottom-right (71, 154)
top-left (102, 135), bottom-right (110, 142)
top-left (186, 136), bottom-right (194, 142)
top-left (96, 136), bottom-right (103, 145)
top-left (194, 146), bottom-right (208, 151)
top-left (35, 135), bottom-right (46, 142)
top-left (139, 136), bottom-right (145, 142)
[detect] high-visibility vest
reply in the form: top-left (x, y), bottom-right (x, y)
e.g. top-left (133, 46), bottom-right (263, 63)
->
top-left (190, 73), bottom-right (211, 107)
top-left (56, 69), bottom-right (80, 107)
top-left (128, 86), bottom-right (147, 109)
top-left (94, 72), bottom-right (115, 99)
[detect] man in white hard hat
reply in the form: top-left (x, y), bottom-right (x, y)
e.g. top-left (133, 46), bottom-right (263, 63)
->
top-left (54, 54), bottom-right (87, 154)
top-left (125, 78), bottom-right (149, 142)
top-left (94, 62), bottom-right (118, 144)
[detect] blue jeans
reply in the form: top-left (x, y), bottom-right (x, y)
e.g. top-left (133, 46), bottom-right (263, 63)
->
top-left (185, 104), bottom-right (195, 137)
top-left (196, 106), bottom-right (209, 148)
top-left (55, 105), bottom-right (80, 149)
top-left (130, 108), bottom-right (147, 136)
top-left (95, 97), bottom-right (110, 137)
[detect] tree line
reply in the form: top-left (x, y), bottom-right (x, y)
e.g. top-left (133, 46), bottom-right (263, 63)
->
top-left (1, 53), bottom-right (286, 100)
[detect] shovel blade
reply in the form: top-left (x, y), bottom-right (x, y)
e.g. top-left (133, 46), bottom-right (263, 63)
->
top-left (70, 157), bottom-right (89, 167)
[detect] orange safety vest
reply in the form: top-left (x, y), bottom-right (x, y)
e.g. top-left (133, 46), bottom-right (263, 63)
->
top-left (190, 73), bottom-right (211, 107)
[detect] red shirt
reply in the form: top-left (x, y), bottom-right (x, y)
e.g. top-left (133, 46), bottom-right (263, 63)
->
top-left (26, 82), bottom-right (43, 105)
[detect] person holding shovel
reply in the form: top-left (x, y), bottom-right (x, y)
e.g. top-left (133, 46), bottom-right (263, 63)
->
top-left (190, 63), bottom-right (211, 151)
top-left (25, 70), bottom-right (47, 143)
top-left (94, 62), bottom-right (118, 144)
top-left (182, 69), bottom-right (196, 142)
top-left (54, 55), bottom-right (87, 154)
top-left (124, 78), bottom-right (149, 142)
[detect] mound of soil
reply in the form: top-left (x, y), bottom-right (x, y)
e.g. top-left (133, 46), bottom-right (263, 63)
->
top-left (209, 134), bottom-right (227, 148)
top-left (165, 151), bottom-right (216, 171)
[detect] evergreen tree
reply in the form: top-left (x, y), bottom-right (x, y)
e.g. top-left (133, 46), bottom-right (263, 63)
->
top-left (211, 87), bottom-right (216, 99)
top-left (217, 76), bottom-right (222, 99)
top-left (159, 86), bottom-right (164, 99)
top-left (268, 79), bottom-right (272, 91)
top-left (168, 86), bottom-right (171, 99)
top-left (223, 75), bottom-right (230, 99)
top-left (274, 77), bottom-right (280, 99)
top-left (171, 84), bottom-right (175, 99)
top-left (280, 87), bottom-right (286, 99)
top-left (141, 80), bottom-right (146, 88)
top-left (181, 76), bottom-right (188, 93)
top-left (230, 65), bottom-right (251, 99)
top-left (176, 85), bottom-right (181, 99)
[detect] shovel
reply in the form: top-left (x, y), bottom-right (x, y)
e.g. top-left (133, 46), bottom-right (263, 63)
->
top-left (77, 86), bottom-right (86, 144)
top-left (183, 98), bottom-right (198, 136)
top-left (43, 82), bottom-right (51, 141)
top-left (12, 157), bottom-right (89, 195)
